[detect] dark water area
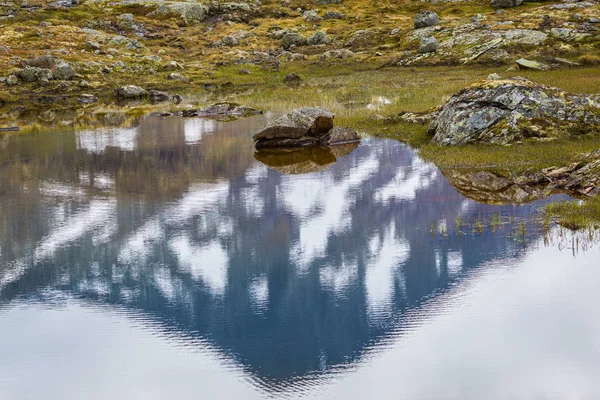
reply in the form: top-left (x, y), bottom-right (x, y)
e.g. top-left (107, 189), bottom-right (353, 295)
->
top-left (1, 114), bottom-right (599, 400)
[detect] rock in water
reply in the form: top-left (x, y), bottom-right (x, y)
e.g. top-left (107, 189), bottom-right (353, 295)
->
top-left (254, 107), bottom-right (334, 142)
top-left (115, 85), bottom-right (148, 99)
top-left (321, 127), bottom-right (361, 145)
top-left (253, 108), bottom-right (361, 149)
top-left (428, 78), bottom-right (600, 146)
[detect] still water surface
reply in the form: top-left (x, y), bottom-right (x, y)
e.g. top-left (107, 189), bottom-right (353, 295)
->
top-left (1, 114), bottom-right (599, 399)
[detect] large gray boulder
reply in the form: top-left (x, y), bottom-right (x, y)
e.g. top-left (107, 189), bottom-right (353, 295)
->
top-left (281, 33), bottom-right (308, 49)
top-left (17, 66), bottom-right (53, 82)
top-left (254, 107), bottom-right (334, 142)
top-left (419, 36), bottom-right (439, 53)
top-left (429, 78), bottom-right (600, 145)
top-left (414, 11), bottom-right (439, 29)
top-left (253, 108), bottom-right (361, 149)
top-left (148, 2), bottom-right (207, 25)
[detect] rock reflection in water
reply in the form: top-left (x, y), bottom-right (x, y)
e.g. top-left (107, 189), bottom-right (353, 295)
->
top-left (254, 143), bottom-right (359, 175)
top-left (441, 169), bottom-right (547, 204)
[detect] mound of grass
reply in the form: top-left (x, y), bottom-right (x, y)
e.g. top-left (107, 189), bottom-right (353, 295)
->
top-left (544, 196), bottom-right (600, 230)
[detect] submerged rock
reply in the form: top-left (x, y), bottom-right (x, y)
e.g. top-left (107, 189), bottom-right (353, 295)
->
top-left (428, 78), bottom-right (600, 146)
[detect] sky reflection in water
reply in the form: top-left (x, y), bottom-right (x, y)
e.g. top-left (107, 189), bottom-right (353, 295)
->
top-left (0, 114), bottom-right (599, 400)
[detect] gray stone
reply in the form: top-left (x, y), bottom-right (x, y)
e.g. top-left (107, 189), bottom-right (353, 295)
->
top-left (307, 30), bottom-right (331, 45)
top-left (52, 61), bottom-right (76, 80)
top-left (419, 36), bottom-right (438, 53)
top-left (515, 58), bottom-right (550, 70)
top-left (487, 73), bottom-right (502, 80)
top-left (281, 32), bottom-right (307, 49)
top-left (323, 11), bottom-right (343, 20)
top-left (428, 78), bottom-right (600, 146)
top-left (149, 90), bottom-right (170, 102)
top-left (414, 11), bottom-right (439, 29)
top-left (167, 72), bottom-right (189, 81)
top-left (503, 29), bottom-right (547, 45)
top-left (321, 126), bottom-right (360, 145)
top-left (19, 66), bottom-right (53, 82)
top-left (320, 49), bottom-right (354, 60)
top-left (148, 2), bottom-right (207, 25)
top-left (115, 85), bottom-right (148, 99)
top-left (5, 75), bottom-right (18, 85)
top-left (303, 10), bottom-right (321, 22)
top-left (253, 107), bottom-right (335, 142)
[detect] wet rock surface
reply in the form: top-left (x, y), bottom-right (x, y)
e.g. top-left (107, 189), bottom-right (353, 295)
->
top-left (429, 78), bottom-right (600, 146)
top-left (253, 107), bottom-right (360, 149)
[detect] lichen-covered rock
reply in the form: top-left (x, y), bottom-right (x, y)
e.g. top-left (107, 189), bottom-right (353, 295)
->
top-left (320, 127), bottom-right (361, 145)
top-left (419, 36), bottom-right (439, 53)
top-left (254, 107), bottom-right (334, 143)
top-left (414, 11), bottom-right (439, 29)
top-left (429, 78), bottom-right (600, 146)
top-left (281, 33), bottom-right (307, 49)
top-left (320, 49), bottom-right (354, 60)
top-left (52, 62), bottom-right (76, 80)
top-left (115, 85), bottom-right (148, 99)
top-left (17, 66), bottom-right (53, 82)
top-left (253, 108), bottom-right (361, 149)
top-left (180, 102), bottom-right (261, 117)
top-left (148, 2), bottom-right (207, 25)
top-left (307, 30), bottom-right (331, 45)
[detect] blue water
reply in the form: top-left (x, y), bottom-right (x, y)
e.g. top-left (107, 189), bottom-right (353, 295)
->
top-left (1, 114), bottom-right (599, 400)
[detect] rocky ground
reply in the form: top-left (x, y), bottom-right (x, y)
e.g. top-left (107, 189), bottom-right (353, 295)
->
top-left (0, 0), bottom-right (598, 105)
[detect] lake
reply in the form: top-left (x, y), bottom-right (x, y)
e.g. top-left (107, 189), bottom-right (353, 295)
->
top-left (1, 113), bottom-right (599, 400)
